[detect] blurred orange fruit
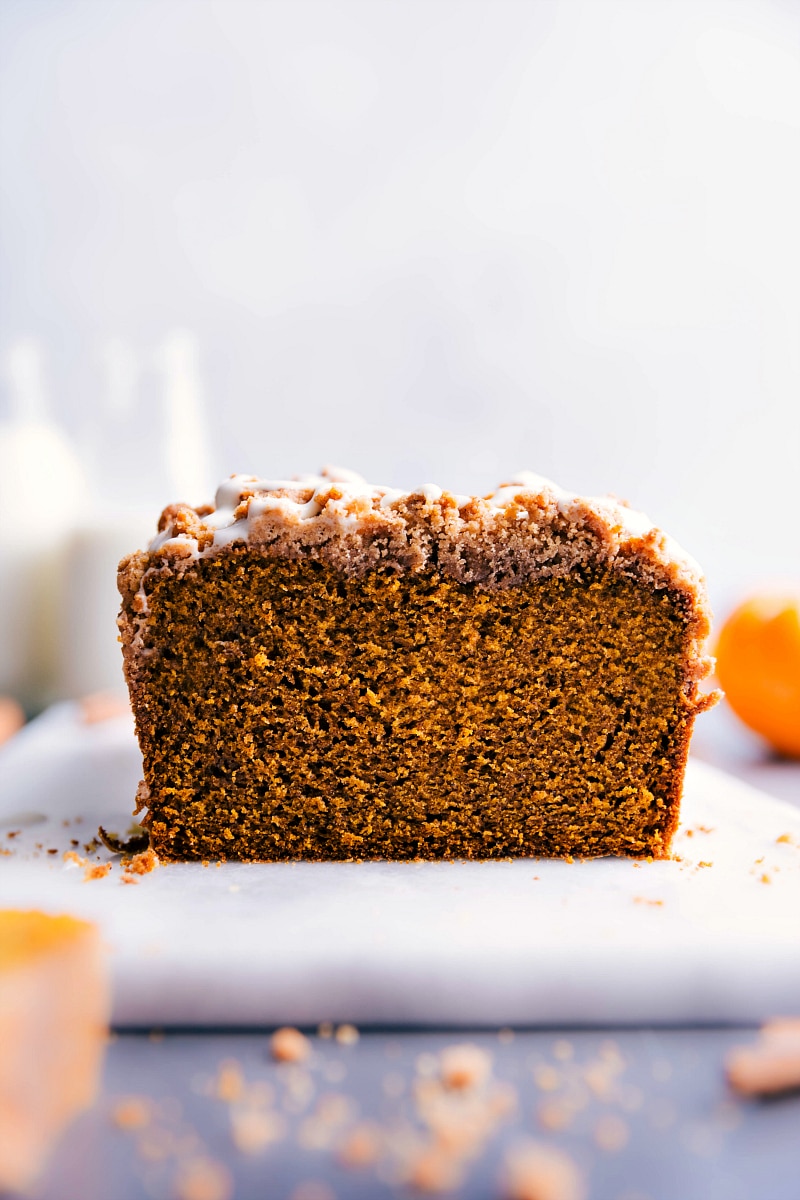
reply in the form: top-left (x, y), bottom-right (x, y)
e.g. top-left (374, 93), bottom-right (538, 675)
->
top-left (716, 592), bottom-right (800, 758)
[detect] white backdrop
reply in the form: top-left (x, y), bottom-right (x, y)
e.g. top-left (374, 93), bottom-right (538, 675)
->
top-left (1, 0), bottom-right (799, 700)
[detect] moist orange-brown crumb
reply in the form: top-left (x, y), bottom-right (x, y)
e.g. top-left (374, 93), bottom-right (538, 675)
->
top-left (84, 862), bottom-right (112, 882)
top-left (123, 848), bottom-right (159, 876)
top-left (119, 474), bottom-right (715, 862)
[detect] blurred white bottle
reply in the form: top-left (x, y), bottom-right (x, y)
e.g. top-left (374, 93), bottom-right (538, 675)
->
top-left (0, 340), bottom-right (88, 709)
top-left (58, 330), bottom-right (213, 699)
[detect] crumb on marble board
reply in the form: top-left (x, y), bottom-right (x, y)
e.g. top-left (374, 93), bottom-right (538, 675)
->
top-left (121, 847), bottom-right (159, 883)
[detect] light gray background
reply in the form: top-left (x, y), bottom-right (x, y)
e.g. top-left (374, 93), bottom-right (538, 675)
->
top-left (1, 0), bottom-right (799, 614)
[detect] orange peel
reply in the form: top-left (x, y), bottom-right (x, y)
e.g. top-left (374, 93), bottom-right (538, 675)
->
top-left (716, 591), bottom-right (800, 757)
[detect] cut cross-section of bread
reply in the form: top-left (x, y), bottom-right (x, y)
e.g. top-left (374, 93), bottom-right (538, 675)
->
top-left (117, 469), bottom-right (717, 862)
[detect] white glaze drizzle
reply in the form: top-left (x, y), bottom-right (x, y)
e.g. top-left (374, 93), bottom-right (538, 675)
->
top-left (145, 467), bottom-right (701, 581)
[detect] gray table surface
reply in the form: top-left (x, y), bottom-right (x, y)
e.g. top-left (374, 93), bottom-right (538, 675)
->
top-left (16, 703), bottom-right (800, 1200)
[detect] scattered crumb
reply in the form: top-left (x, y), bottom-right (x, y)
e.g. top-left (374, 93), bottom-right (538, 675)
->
top-left (697, 861), bottom-right (712, 869)
top-left (84, 862), bottom-right (112, 882)
top-left (47, 847), bottom-right (58, 855)
top-left (111, 1095), bottom-right (152, 1130)
top-left (338, 1122), bottom-right (383, 1167)
top-left (64, 847), bottom-right (111, 881)
top-left (271, 1027), bottom-right (312, 1063)
top-left (582, 1046), bottom-right (625, 1099)
top-left (6, 830), bottom-right (20, 839)
top-left (776, 833), bottom-right (795, 845)
top-left (593, 1113), bottom-right (629, 1152)
top-left (405, 1144), bottom-right (464, 1193)
top-left (504, 1141), bottom-right (585, 1200)
top-left (760, 874), bottom-right (772, 885)
top-left (335, 1023), bottom-right (360, 1046)
top-left (317, 1021), bottom-right (334, 1039)
top-left (172, 1157), bottom-right (233, 1200)
top-left (726, 1022), bottom-right (800, 1096)
top-left (230, 1106), bottom-right (287, 1154)
top-left (122, 847), bottom-right (159, 884)
top-left (214, 1060), bottom-right (245, 1103)
top-left (763, 1017), bottom-right (800, 1038)
top-left (440, 1044), bottom-right (492, 1091)
top-left (634, 897), bottom-right (663, 907)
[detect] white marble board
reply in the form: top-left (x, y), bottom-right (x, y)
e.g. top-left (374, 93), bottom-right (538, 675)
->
top-left (1, 705), bottom-right (799, 1028)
